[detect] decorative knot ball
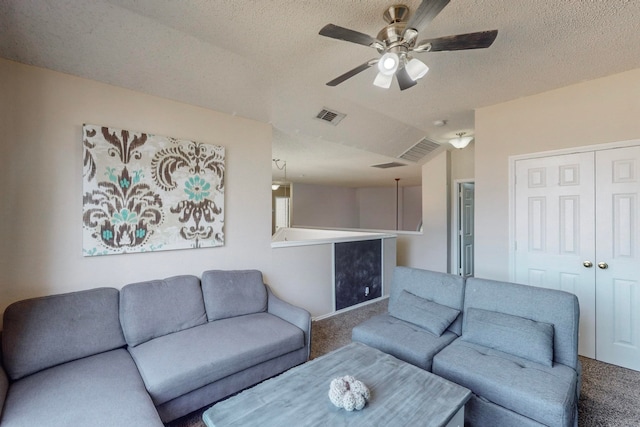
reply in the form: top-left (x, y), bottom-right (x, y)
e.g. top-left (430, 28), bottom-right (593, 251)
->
top-left (328, 375), bottom-right (370, 411)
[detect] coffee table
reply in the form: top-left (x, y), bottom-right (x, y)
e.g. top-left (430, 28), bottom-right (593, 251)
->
top-left (202, 342), bottom-right (471, 427)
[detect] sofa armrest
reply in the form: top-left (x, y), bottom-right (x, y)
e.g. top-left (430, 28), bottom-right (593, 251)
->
top-left (266, 286), bottom-right (311, 359)
top-left (575, 358), bottom-right (582, 400)
top-left (0, 334), bottom-right (9, 417)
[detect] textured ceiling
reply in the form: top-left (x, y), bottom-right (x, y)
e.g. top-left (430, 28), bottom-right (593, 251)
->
top-left (2, 0), bottom-right (640, 187)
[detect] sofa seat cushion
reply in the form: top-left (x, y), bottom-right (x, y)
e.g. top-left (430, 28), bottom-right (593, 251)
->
top-left (433, 339), bottom-right (577, 427)
top-left (351, 314), bottom-right (458, 371)
top-left (128, 312), bottom-right (305, 405)
top-left (0, 349), bottom-right (162, 427)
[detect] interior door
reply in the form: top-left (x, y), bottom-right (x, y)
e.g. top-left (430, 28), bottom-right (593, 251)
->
top-left (594, 146), bottom-right (640, 370)
top-left (458, 182), bottom-right (475, 277)
top-left (514, 152), bottom-right (596, 358)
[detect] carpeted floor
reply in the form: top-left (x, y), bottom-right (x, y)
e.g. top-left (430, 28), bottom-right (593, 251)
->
top-left (168, 298), bottom-right (640, 426)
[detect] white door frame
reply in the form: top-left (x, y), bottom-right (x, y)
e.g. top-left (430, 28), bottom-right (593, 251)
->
top-left (451, 179), bottom-right (474, 276)
top-left (508, 138), bottom-right (640, 282)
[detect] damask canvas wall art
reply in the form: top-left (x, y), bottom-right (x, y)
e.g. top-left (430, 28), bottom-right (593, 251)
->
top-left (82, 124), bottom-right (225, 256)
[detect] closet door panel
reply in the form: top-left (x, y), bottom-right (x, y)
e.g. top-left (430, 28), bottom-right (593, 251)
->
top-left (595, 146), bottom-right (640, 370)
top-left (514, 152), bottom-right (596, 357)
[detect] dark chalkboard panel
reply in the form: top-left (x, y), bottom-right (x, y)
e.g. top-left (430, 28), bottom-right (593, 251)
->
top-left (334, 239), bottom-right (382, 310)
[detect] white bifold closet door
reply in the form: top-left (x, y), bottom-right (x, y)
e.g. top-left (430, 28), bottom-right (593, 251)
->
top-left (514, 145), bottom-right (640, 371)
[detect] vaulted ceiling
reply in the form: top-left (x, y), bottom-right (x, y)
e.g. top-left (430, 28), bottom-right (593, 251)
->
top-left (2, 0), bottom-right (640, 187)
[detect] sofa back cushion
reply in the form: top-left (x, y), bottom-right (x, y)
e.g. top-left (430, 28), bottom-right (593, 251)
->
top-left (464, 277), bottom-right (580, 369)
top-left (388, 267), bottom-right (466, 336)
top-left (120, 275), bottom-right (207, 347)
top-left (462, 307), bottom-right (555, 366)
top-left (201, 270), bottom-right (267, 321)
top-left (393, 290), bottom-right (461, 337)
top-left (2, 287), bottom-right (126, 380)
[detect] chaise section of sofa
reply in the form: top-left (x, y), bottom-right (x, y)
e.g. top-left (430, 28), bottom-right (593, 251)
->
top-left (432, 277), bottom-right (581, 427)
top-left (352, 267), bottom-right (465, 370)
top-left (0, 288), bottom-right (163, 427)
top-left (0, 270), bottom-right (311, 426)
top-left (350, 267), bottom-right (582, 427)
top-left (120, 270), bottom-right (310, 423)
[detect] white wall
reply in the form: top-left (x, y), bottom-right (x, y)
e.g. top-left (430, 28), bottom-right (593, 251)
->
top-left (475, 68), bottom-right (640, 281)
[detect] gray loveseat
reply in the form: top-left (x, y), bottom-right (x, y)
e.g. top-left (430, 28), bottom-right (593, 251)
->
top-left (353, 266), bottom-right (581, 427)
top-left (0, 269), bottom-right (310, 426)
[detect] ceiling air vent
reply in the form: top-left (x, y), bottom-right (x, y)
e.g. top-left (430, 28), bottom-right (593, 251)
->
top-left (398, 138), bottom-right (440, 162)
top-left (371, 161), bottom-right (407, 169)
top-left (315, 108), bottom-right (346, 126)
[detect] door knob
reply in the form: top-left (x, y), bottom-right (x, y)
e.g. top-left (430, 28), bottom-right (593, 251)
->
top-left (583, 261), bottom-right (593, 268)
top-left (598, 262), bottom-right (608, 269)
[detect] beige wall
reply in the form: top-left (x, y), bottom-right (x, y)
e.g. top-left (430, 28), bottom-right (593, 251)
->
top-left (475, 68), bottom-right (640, 280)
top-left (0, 58), bottom-right (409, 321)
top-left (291, 183), bottom-right (359, 229)
top-left (450, 140), bottom-right (475, 181)
top-left (9, 58), bottom-right (634, 319)
top-left (291, 183), bottom-right (421, 232)
top-left (397, 150), bottom-right (449, 271)
top-left (0, 58), bottom-right (346, 321)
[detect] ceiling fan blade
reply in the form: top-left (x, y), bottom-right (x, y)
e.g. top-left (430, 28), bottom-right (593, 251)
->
top-left (405, 0), bottom-right (450, 32)
top-left (326, 59), bottom-right (378, 86)
top-left (414, 30), bottom-right (498, 52)
top-left (396, 67), bottom-right (418, 91)
top-left (319, 24), bottom-right (382, 48)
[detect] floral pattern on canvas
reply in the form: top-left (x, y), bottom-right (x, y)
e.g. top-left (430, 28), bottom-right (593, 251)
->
top-left (82, 124), bottom-right (225, 256)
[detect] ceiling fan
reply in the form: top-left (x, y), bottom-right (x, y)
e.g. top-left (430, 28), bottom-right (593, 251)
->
top-left (319, 0), bottom-right (498, 90)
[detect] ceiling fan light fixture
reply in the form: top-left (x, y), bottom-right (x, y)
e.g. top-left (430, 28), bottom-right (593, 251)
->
top-left (405, 58), bottom-right (429, 81)
top-left (373, 71), bottom-right (394, 88)
top-left (319, 2), bottom-right (498, 91)
top-left (271, 184), bottom-right (280, 191)
top-left (377, 52), bottom-right (399, 75)
top-left (450, 132), bottom-right (474, 149)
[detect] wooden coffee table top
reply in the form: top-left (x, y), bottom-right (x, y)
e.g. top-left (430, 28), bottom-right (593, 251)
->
top-left (203, 342), bottom-right (471, 427)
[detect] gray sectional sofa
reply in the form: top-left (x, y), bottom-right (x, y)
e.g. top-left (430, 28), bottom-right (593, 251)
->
top-left (353, 266), bottom-right (581, 427)
top-left (0, 269), bottom-right (311, 426)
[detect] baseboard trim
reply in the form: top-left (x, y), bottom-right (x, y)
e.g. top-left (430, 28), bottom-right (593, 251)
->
top-left (312, 296), bottom-right (389, 322)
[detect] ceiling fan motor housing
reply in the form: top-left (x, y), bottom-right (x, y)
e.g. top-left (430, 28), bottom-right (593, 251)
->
top-left (383, 5), bottom-right (410, 24)
top-left (377, 23), bottom-right (408, 50)
top-left (377, 5), bottom-right (417, 55)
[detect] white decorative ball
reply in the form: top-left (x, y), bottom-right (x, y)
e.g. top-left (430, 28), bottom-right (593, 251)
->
top-left (328, 375), bottom-right (370, 411)
top-left (328, 378), bottom-right (347, 407)
top-left (353, 392), bottom-right (366, 410)
top-left (342, 391), bottom-right (356, 411)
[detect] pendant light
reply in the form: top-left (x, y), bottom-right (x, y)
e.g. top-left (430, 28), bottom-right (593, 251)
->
top-left (450, 132), bottom-right (473, 149)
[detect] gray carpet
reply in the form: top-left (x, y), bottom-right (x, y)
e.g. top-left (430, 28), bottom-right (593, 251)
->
top-left (168, 298), bottom-right (640, 426)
